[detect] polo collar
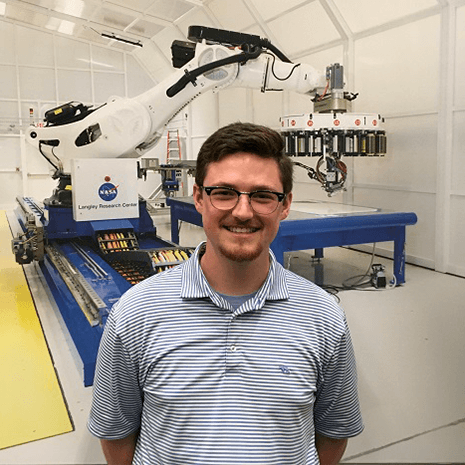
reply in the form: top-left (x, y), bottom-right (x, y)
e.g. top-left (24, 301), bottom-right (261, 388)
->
top-left (180, 242), bottom-right (290, 309)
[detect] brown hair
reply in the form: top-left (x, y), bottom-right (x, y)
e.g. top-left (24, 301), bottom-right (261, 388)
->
top-left (195, 122), bottom-right (293, 194)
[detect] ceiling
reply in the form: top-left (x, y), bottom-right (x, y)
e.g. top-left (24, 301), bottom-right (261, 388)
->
top-left (0, 0), bottom-right (446, 63)
top-left (1, 0), bottom-right (206, 52)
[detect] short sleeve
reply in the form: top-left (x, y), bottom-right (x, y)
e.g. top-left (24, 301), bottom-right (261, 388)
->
top-left (313, 320), bottom-right (364, 438)
top-left (87, 310), bottom-right (143, 439)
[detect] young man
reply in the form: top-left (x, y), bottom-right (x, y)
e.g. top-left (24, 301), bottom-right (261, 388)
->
top-left (88, 122), bottom-right (363, 464)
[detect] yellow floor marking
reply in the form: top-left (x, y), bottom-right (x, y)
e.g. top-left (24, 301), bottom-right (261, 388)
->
top-left (0, 211), bottom-right (73, 449)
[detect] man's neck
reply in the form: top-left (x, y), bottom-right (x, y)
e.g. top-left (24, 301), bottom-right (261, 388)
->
top-left (199, 246), bottom-right (270, 296)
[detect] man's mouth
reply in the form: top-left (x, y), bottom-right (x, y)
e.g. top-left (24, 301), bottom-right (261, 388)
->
top-left (224, 226), bottom-right (259, 233)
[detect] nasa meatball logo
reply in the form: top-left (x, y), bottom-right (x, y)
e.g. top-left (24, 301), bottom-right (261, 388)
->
top-left (98, 181), bottom-right (119, 201)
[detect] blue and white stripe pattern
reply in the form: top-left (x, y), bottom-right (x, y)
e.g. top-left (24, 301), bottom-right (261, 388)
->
top-left (88, 243), bottom-right (363, 464)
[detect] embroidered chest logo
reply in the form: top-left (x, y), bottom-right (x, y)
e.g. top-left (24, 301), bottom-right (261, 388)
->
top-left (279, 365), bottom-right (291, 374)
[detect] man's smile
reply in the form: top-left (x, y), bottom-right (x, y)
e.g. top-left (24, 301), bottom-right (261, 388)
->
top-left (224, 225), bottom-right (260, 233)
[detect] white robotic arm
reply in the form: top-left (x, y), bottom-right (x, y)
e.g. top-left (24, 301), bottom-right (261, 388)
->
top-left (27, 26), bottom-right (325, 171)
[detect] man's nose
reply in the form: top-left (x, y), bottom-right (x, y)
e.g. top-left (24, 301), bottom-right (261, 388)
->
top-left (231, 194), bottom-right (254, 219)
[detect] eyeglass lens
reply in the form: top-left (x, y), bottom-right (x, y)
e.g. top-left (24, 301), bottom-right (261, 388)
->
top-left (209, 188), bottom-right (280, 214)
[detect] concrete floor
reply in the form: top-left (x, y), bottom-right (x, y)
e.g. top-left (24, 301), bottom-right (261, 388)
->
top-left (1, 212), bottom-right (464, 464)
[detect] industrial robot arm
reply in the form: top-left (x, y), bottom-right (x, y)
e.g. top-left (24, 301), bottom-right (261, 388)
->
top-left (26, 26), bottom-right (325, 172)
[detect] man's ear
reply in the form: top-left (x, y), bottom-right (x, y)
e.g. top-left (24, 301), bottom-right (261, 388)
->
top-left (193, 184), bottom-right (204, 214)
top-left (279, 192), bottom-right (292, 221)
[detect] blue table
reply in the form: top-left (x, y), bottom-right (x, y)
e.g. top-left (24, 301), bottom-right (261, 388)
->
top-left (166, 197), bottom-right (417, 285)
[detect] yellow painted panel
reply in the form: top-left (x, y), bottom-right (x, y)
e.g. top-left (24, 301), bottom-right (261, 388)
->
top-left (0, 211), bottom-right (73, 449)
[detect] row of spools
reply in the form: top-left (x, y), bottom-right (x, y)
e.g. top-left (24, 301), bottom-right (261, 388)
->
top-left (283, 130), bottom-right (387, 157)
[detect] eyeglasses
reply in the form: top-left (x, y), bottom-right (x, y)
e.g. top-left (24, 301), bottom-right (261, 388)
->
top-left (202, 186), bottom-right (286, 214)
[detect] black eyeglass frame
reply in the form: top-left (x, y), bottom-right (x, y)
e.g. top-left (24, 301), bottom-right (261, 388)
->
top-left (201, 186), bottom-right (287, 214)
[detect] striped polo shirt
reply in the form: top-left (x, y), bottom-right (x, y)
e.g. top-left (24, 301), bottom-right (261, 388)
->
top-left (88, 243), bottom-right (363, 464)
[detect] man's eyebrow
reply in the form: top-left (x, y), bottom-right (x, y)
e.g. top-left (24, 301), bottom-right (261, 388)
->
top-left (209, 183), bottom-right (282, 191)
top-left (208, 183), bottom-right (235, 188)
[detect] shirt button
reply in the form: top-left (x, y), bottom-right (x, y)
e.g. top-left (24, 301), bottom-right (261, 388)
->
top-left (230, 345), bottom-right (237, 352)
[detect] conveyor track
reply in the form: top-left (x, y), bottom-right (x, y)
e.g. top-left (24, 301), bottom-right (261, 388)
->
top-left (45, 243), bottom-right (107, 326)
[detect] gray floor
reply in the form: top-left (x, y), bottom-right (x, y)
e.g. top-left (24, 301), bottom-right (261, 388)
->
top-left (1, 212), bottom-right (464, 464)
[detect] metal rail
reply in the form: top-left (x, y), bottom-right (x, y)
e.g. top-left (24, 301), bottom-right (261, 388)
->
top-left (71, 241), bottom-right (109, 279)
top-left (45, 243), bottom-right (107, 326)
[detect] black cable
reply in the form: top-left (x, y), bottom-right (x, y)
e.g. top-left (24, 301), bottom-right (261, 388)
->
top-left (341, 276), bottom-right (372, 290)
top-left (293, 160), bottom-right (318, 180)
top-left (166, 47), bottom-right (262, 98)
top-left (340, 244), bottom-right (377, 290)
top-left (260, 38), bottom-right (292, 63)
top-left (289, 244), bottom-right (397, 295)
top-left (264, 52), bottom-right (301, 82)
top-left (39, 141), bottom-right (60, 171)
top-left (320, 285), bottom-right (341, 303)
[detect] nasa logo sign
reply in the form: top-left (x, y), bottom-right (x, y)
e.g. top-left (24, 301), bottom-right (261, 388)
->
top-left (98, 182), bottom-right (118, 201)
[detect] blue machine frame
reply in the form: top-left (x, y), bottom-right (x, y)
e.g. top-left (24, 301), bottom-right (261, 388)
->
top-left (166, 197), bottom-right (418, 285)
top-left (39, 233), bottom-right (172, 386)
top-left (15, 200), bottom-right (174, 386)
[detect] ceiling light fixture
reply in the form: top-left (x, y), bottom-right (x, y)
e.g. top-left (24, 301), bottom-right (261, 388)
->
top-left (58, 20), bottom-right (76, 35)
top-left (101, 32), bottom-right (143, 48)
top-left (62, 0), bottom-right (85, 18)
top-left (0, 2), bottom-right (6, 15)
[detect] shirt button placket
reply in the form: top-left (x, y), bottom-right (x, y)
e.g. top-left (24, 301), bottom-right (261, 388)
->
top-left (226, 316), bottom-right (240, 373)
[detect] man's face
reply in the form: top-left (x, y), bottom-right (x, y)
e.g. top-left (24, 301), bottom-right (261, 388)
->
top-left (193, 152), bottom-right (292, 264)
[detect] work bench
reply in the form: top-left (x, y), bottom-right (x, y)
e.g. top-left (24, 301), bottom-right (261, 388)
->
top-left (166, 197), bottom-right (418, 285)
